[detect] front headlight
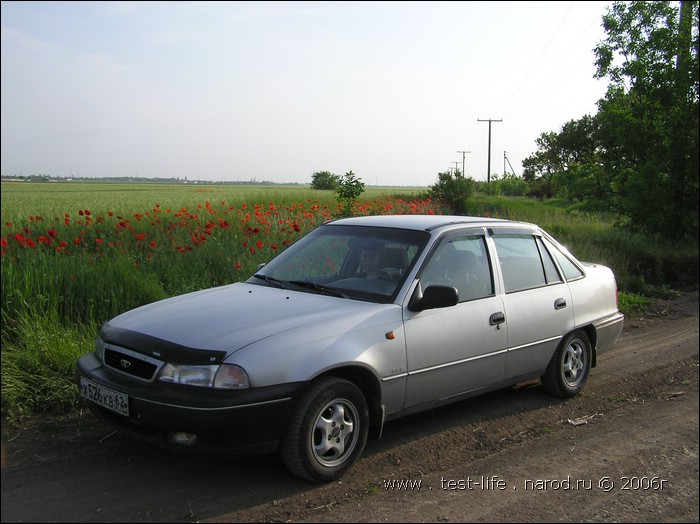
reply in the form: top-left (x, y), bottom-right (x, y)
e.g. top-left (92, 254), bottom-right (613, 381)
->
top-left (157, 363), bottom-right (250, 389)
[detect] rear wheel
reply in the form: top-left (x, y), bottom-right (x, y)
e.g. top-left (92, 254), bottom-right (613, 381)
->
top-left (542, 330), bottom-right (591, 397)
top-left (280, 377), bottom-right (369, 482)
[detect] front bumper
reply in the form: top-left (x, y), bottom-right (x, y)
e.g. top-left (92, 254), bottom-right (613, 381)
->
top-left (76, 352), bottom-right (305, 456)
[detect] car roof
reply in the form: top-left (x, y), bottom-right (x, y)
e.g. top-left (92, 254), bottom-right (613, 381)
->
top-left (327, 214), bottom-right (536, 232)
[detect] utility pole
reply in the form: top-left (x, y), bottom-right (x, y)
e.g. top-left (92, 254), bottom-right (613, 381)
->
top-left (457, 150), bottom-right (471, 178)
top-left (452, 161), bottom-right (460, 176)
top-left (504, 151), bottom-right (516, 176)
top-left (477, 118), bottom-right (502, 184)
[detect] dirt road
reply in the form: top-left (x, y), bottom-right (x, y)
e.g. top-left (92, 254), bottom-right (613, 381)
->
top-left (1, 289), bottom-right (698, 523)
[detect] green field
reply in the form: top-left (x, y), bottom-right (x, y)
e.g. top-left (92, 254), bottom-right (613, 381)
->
top-left (1, 181), bottom-right (696, 421)
top-left (0, 182), bottom-right (426, 223)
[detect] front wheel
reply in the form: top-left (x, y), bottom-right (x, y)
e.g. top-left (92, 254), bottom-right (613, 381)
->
top-left (280, 377), bottom-right (369, 482)
top-left (541, 330), bottom-right (592, 398)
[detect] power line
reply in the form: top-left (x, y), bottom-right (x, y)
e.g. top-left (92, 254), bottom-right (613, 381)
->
top-left (495, 1), bottom-right (576, 117)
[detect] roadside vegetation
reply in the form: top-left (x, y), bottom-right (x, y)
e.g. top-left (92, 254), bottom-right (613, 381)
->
top-left (1, 181), bottom-right (696, 422)
top-left (2, 1), bottom-right (698, 422)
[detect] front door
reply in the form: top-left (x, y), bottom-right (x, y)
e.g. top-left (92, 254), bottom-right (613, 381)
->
top-left (402, 231), bottom-right (507, 409)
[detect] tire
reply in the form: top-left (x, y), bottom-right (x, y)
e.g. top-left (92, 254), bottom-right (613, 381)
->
top-left (541, 330), bottom-right (592, 398)
top-left (280, 377), bottom-right (369, 483)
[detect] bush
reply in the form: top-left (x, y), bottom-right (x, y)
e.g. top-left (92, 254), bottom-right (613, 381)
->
top-left (335, 171), bottom-right (365, 216)
top-left (429, 171), bottom-right (474, 214)
top-left (499, 173), bottom-right (528, 196)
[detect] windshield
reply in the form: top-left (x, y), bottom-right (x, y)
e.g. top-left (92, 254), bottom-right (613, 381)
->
top-left (247, 224), bottom-right (430, 302)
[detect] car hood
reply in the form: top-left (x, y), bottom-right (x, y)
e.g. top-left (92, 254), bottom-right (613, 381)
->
top-left (103, 282), bottom-right (388, 357)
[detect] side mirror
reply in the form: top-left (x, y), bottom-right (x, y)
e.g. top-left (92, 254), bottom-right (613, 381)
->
top-left (408, 284), bottom-right (459, 311)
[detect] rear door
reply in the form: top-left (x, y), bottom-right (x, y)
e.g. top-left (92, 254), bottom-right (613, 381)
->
top-left (490, 230), bottom-right (575, 381)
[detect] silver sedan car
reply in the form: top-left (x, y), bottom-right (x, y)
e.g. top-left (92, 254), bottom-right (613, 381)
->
top-left (76, 215), bottom-right (624, 482)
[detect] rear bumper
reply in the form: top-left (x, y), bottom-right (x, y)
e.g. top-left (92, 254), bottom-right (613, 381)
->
top-left (76, 352), bottom-right (305, 456)
top-left (593, 311), bottom-right (625, 354)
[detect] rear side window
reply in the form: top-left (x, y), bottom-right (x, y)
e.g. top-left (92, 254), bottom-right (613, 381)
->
top-left (493, 234), bottom-right (562, 293)
top-left (537, 237), bottom-right (563, 285)
top-left (543, 238), bottom-right (584, 281)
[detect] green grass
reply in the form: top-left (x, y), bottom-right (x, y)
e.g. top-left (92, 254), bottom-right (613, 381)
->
top-left (617, 292), bottom-right (655, 316)
top-left (467, 195), bottom-right (699, 290)
top-left (1, 182), bottom-right (697, 422)
top-left (1, 306), bottom-right (97, 421)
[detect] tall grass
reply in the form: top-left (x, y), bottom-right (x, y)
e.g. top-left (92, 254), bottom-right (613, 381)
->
top-left (1, 182), bottom-right (697, 421)
top-left (0, 182), bottom-right (443, 420)
top-left (468, 195), bottom-right (699, 290)
top-left (1, 305), bottom-right (97, 421)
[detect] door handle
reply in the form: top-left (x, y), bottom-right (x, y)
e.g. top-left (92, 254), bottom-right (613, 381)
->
top-left (489, 312), bottom-right (506, 326)
top-left (554, 298), bottom-right (567, 310)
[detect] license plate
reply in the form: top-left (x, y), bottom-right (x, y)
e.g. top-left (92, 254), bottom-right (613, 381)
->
top-left (80, 377), bottom-right (129, 416)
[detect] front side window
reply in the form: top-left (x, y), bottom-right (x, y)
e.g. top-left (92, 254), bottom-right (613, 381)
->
top-left (420, 235), bottom-right (493, 301)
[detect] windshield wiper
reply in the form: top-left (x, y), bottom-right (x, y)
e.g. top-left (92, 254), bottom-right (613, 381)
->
top-left (253, 273), bottom-right (288, 289)
top-left (289, 280), bottom-right (348, 298)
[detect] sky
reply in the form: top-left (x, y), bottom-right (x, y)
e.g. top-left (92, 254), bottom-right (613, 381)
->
top-left (1, 1), bottom-right (615, 186)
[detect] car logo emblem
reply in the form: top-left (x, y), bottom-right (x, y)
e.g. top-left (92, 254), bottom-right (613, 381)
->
top-left (120, 359), bottom-right (132, 369)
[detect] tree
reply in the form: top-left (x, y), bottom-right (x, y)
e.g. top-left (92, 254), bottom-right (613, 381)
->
top-left (521, 1), bottom-right (698, 239)
top-left (310, 171), bottom-right (339, 190)
top-left (593, 0), bottom-right (698, 239)
top-left (521, 131), bottom-right (564, 199)
top-left (522, 115), bottom-right (608, 203)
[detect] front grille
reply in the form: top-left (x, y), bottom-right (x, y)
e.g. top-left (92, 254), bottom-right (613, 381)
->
top-left (104, 346), bottom-right (163, 382)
